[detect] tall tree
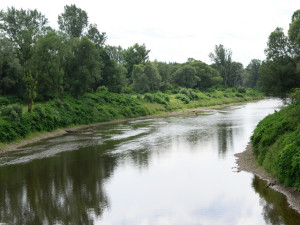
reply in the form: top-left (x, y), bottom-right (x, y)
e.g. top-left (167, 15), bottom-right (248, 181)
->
top-left (58, 4), bottom-right (88, 38)
top-left (153, 61), bottom-right (172, 90)
top-left (132, 63), bottom-right (161, 93)
top-left (122, 43), bottom-right (150, 79)
top-left (0, 7), bottom-right (48, 66)
top-left (31, 31), bottom-right (70, 100)
top-left (209, 44), bottom-right (232, 87)
top-left (64, 36), bottom-right (101, 96)
top-left (87, 23), bottom-right (106, 47)
top-left (259, 10), bottom-right (300, 96)
top-left (105, 45), bottom-right (125, 64)
top-left (244, 59), bottom-right (261, 88)
top-left (0, 36), bottom-right (22, 96)
top-left (23, 70), bottom-right (38, 112)
top-left (98, 49), bottom-right (127, 93)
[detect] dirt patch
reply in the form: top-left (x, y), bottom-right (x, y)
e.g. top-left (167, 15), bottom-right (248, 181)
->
top-left (235, 144), bottom-right (300, 213)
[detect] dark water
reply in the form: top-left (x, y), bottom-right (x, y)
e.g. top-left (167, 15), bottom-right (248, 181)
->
top-left (0, 99), bottom-right (300, 225)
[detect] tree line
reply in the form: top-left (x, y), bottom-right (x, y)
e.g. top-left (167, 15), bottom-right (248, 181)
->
top-left (1, 5), bottom-right (263, 112)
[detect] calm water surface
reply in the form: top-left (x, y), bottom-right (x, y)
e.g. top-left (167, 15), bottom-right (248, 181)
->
top-left (0, 99), bottom-right (300, 225)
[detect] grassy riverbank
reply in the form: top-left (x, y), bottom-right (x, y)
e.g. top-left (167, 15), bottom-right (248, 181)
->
top-left (251, 95), bottom-right (300, 191)
top-left (0, 88), bottom-right (262, 147)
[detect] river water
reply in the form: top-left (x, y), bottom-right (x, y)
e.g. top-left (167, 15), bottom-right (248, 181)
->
top-left (0, 99), bottom-right (300, 225)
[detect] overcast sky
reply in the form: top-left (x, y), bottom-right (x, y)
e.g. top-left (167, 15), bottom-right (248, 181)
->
top-left (1, 0), bottom-right (299, 66)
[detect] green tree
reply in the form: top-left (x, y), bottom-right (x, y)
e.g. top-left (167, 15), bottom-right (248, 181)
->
top-left (132, 63), bottom-right (161, 93)
top-left (64, 36), bottom-right (102, 96)
top-left (230, 62), bottom-right (244, 87)
top-left (122, 43), bottom-right (150, 79)
top-left (243, 59), bottom-right (261, 88)
top-left (209, 44), bottom-right (232, 87)
top-left (23, 70), bottom-right (38, 112)
top-left (0, 7), bottom-right (48, 66)
top-left (98, 49), bottom-right (127, 93)
top-left (259, 10), bottom-right (300, 96)
top-left (31, 31), bottom-right (70, 100)
top-left (153, 61), bottom-right (172, 90)
top-left (105, 45), bottom-right (125, 64)
top-left (58, 4), bottom-right (88, 38)
top-left (87, 23), bottom-right (106, 47)
top-left (189, 60), bottom-right (222, 89)
top-left (132, 64), bottom-right (148, 93)
top-left (0, 36), bottom-right (22, 95)
top-left (173, 65), bottom-right (198, 88)
top-left (258, 59), bottom-right (297, 96)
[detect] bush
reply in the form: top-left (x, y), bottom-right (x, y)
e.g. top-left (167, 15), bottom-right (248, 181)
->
top-left (0, 97), bottom-right (9, 106)
top-left (143, 92), bottom-right (168, 105)
top-left (290, 88), bottom-right (300, 103)
top-left (96, 86), bottom-right (108, 92)
top-left (237, 86), bottom-right (246, 93)
top-left (175, 94), bottom-right (190, 104)
top-left (179, 88), bottom-right (199, 100)
top-left (1, 104), bottom-right (22, 121)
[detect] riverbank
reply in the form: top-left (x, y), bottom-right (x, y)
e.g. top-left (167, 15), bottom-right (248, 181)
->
top-left (0, 88), bottom-right (263, 153)
top-left (0, 102), bottom-right (248, 155)
top-left (235, 144), bottom-right (300, 213)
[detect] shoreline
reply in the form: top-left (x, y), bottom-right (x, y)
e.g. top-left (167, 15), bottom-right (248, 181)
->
top-left (235, 144), bottom-right (300, 213)
top-left (0, 102), bottom-right (243, 155)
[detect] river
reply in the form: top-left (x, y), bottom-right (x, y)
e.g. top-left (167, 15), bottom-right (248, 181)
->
top-left (0, 99), bottom-right (299, 225)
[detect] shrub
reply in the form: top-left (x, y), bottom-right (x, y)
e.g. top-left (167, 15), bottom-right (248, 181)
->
top-left (96, 86), bottom-right (108, 92)
top-left (237, 86), bottom-right (246, 93)
top-left (1, 104), bottom-right (22, 121)
top-left (175, 94), bottom-right (190, 104)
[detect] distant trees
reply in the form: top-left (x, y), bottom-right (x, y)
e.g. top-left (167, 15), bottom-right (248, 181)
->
top-left (0, 4), bottom-right (271, 112)
top-left (132, 63), bottom-right (161, 93)
top-left (243, 59), bottom-right (261, 88)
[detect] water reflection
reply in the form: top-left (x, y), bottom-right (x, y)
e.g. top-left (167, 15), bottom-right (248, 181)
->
top-left (252, 176), bottom-right (300, 225)
top-left (0, 99), bottom-right (298, 225)
top-left (0, 147), bottom-right (114, 224)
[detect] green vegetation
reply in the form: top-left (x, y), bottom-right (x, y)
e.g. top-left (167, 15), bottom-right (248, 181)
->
top-left (257, 10), bottom-right (300, 97)
top-left (0, 88), bottom-right (262, 144)
top-left (0, 4), bottom-right (298, 191)
top-left (250, 10), bottom-right (300, 190)
top-left (0, 4), bottom-right (266, 145)
top-left (251, 90), bottom-right (300, 190)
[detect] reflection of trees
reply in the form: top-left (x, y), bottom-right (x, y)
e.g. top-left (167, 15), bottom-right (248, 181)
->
top-left (216, 123), bottom-right (233, 157)
top-left (0, 146), bottom-right (117, 225)
top-left (252, 175), bottom-right (300, 225)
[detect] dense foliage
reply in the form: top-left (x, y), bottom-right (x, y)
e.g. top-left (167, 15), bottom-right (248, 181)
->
top-left (0, 5), bottom-right (262, 112)
top-left (0, 91), bottom-right (149, 143)
top-left (251, 92), bottom-right (300, 190)
top-left (250, 10), bottom-right (300, 190)
top-left (258, 10), bottom-right (300, 97)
